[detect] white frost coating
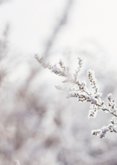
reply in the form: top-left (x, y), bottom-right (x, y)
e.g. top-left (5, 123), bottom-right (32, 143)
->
top-left (36, 55), bottom-right (117, 138)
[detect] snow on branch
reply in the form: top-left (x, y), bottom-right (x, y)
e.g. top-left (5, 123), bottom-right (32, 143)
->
top-left (35, 55), bottom-right (117, 138)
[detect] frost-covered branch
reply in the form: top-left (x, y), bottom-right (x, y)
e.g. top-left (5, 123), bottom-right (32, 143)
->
top-left (35, 55), bottom-right (117, 138)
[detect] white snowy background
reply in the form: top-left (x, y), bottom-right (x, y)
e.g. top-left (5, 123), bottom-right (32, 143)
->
top-left (0, 0), bottom-right (117, 165)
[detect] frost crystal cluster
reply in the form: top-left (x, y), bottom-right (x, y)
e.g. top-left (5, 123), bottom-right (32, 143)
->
top-left (36, 55), bottom-right (117, 138)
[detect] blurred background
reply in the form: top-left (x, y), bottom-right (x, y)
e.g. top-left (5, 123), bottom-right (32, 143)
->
top-left (0, 0), bottom-right (117, 164)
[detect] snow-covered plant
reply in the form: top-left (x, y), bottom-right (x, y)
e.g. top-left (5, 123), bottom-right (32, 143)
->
top-left (35, 55), bottom-right (117, 138)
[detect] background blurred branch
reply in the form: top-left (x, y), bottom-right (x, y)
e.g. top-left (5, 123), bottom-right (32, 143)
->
top-left (43, 0), bottom-right (74, 58)
top-left (0, 0), bottom-right (10, 5)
